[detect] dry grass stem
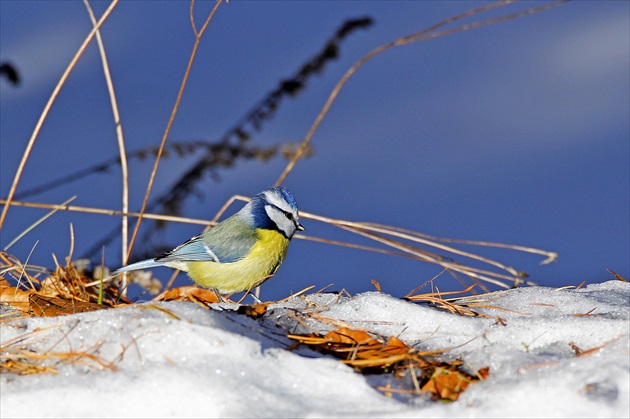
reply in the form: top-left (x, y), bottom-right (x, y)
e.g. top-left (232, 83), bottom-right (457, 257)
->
top-left (0, 199), bottom-right (215, 227)
top-left (299, 211), bottom-right (553, 289)
top-left (0, 251), bottom-right (45, 291)
top-left (1, 325), bottom-right (116, 375)
top-left (83, 0), bottom-right (130, 277)
top-left (607, 269), bottom-right (627, 282)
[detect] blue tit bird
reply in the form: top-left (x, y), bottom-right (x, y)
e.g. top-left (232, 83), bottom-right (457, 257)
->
top-left (111, 186), bottom-right (304, 295)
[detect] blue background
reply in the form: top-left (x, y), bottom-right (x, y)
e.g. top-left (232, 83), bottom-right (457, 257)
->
top-left (1, 1), bottom-right (628, 301)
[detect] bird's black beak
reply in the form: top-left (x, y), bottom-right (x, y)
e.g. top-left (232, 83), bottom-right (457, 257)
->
top-left (296, 221), bottom-right (305, 231)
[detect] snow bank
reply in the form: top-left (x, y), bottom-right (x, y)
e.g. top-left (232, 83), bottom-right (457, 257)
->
top-left (1, 281), bottom-right (628, 418)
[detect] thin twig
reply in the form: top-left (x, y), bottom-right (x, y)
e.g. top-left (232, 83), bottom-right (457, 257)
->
top-left (299, 210), bottom-right (556, 269)
top-left (83, 0), bottom-right (130, 289)
top-left (67, 223), bottom-right (76, 264)
top-left (190, 0), bottom-right (198, 36)
top-left (16, 241), bottom-right (40, 293)
top-left (0, 199), bottom-right (216, 227)
top-left (359, 222), bottom-right (558, 264)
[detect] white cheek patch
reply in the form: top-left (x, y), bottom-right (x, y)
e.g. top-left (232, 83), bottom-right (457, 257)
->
top-left (265, 205), bottom-right (295, 237)
top-left (263, 190), bottom-right (294, 214)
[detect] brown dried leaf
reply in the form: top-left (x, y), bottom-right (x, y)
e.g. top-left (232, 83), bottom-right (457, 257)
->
top-left (382, 336), bottom-right (409, 356)
top-left (324, 328), bottom-right (374, 345)
top-left (237, 303), bottom-right (270, 318)
top-left (0, 277), bottom-right (33, 312)
top-left (153, 286), bottom-right (220, 306)
top-left (28, 294), bottom-right (105, 317)
top-left (421, 367), bottom-right (474, 401)
top-left (476, 366), bottom-right (490, 380)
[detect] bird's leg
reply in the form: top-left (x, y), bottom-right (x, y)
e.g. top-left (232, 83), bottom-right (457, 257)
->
top-left (247, 290), bottom-right (263, 305)
top-left (213, 289), bottom-right (225, 303)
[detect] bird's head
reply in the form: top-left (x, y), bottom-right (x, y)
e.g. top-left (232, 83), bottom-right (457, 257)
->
top-left (241, 186), bottom-right (305, 239)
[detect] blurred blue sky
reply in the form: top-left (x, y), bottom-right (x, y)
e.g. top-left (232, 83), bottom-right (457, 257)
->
top-left (1, 1), bottom-right (628, 300)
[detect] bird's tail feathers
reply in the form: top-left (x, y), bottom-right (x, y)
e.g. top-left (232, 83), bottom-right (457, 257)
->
top-left (111, 259), bottom-right (164, 275)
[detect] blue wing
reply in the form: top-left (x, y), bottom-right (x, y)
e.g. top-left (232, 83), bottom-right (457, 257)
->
top-left (155, 215), bottom-right (257, 264)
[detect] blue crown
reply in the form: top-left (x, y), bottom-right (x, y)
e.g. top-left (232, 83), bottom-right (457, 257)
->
top-left (268, 186), bottom-right (299, 211)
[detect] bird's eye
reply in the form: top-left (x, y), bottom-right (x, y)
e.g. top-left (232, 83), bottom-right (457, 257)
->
top-left (284, 211), bottom-right (294, 220)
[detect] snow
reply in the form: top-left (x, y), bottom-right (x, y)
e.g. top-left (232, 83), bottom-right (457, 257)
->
top-left (1, 280), bottom-right (628, 418)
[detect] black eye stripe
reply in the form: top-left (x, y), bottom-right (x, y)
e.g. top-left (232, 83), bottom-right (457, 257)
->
top-left (273, 206), bottom-right (293, 219)
top-left (267, 204), bottom-right (297, 225)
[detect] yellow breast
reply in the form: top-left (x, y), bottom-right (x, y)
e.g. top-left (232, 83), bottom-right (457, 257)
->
top-left (185, 229), bottom-right (290, 293)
